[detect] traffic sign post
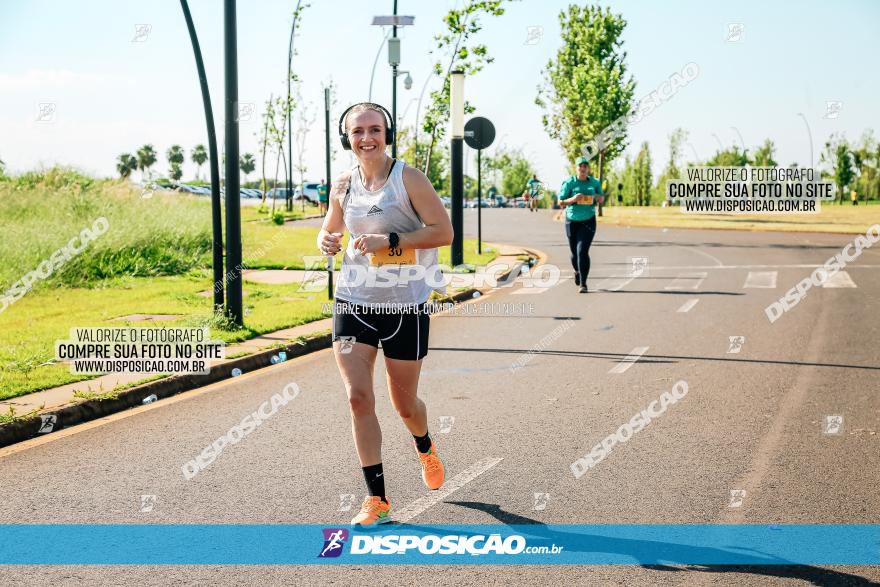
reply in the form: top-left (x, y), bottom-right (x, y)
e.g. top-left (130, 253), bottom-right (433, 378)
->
top-left (464, 116), bottom-right (496, 256)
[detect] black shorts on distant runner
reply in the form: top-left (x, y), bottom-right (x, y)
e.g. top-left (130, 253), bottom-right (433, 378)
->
top-left (332, 298), bottom-right (430, 360)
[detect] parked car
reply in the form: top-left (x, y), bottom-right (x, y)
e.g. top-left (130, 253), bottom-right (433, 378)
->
top-left (439, 196), bottom-right (451, 208)
top-left (300, 182), bottom-right (321, 204)
top-left (466, 198), bottom-right (493, 208)
top-left (493, 195), bottom-right (509, 208)
top-left (266, 187), bottom-right (294, 201)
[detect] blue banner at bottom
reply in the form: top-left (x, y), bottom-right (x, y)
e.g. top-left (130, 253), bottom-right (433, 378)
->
top-left (0, 524), bottom-right (877, 565)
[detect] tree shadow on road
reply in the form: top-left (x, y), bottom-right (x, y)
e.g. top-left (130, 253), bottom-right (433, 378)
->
top-left (440, 501), bottom-right (878, 586)
top-left (428, 347), bottom-right (880, 372)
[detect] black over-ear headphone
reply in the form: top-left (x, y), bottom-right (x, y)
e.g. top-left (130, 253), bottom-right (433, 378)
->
top-left (338, 102), bottom-right (394, 151)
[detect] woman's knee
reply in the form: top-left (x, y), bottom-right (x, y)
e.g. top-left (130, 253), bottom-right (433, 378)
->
top-left (391, 393), bottom-right (421, 420)
top-left (347, 386), bottom-right (375, 416)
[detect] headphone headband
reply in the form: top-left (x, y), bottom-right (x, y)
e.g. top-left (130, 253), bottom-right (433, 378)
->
top-left (338, 102), bottom-right (395, 151)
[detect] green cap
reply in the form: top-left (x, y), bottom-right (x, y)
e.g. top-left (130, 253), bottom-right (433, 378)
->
top-left (576, 156), bottom-right (589, 165)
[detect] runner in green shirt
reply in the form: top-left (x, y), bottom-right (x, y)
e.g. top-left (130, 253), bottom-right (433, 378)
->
top-left (557, 157), bottom-right (604, 293)
top-left (525, 175), bottom-right (542, 212)
top-left (317, 179), bottom-right (329, 215)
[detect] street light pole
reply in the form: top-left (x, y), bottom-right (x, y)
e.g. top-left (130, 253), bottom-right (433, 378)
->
top-left (325, 87), bottom-right (333, 299)
top-left (391, 0), bottom-right (398, 158)
top-left (797, 113), bottom-right (814, 168)
top-left (368, 28), bottom-right (392, 102)
top-left (179, 0), bottom-right (224, 313)
top-left (223, 0), bottom-right (243, 326)
top-left (450, 70), bottom-right (465, 267)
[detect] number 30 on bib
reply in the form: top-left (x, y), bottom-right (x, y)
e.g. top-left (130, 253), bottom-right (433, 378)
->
top-left (370, 247), bottom-right (418, 267)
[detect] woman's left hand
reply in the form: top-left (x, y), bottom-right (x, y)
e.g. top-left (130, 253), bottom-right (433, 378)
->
top-left (352, 233), bottom-right (391, 255)
top-left (596, 195), bottom-right (605, 205)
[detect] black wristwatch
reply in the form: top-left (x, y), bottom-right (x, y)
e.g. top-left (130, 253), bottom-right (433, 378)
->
top-left (388, 232), bottom-right (400, 249)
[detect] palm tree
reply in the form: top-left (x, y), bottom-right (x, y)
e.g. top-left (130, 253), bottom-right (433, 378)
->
top-left (136, 144), bottom-right (157, 180)
top-left (116, 153), bottom-right (137, 178)
top-left (170, 162), bottom-right (183, 182)
top-left (191, 144), bottom-right (208, 180)
top-left (166, 145), bottom-right (184, 181)
top-left (240, 152), bottom-right (256, 184)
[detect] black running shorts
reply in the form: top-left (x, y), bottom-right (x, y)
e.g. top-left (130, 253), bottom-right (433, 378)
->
top-left (331, 298), bottom-right (430, 361)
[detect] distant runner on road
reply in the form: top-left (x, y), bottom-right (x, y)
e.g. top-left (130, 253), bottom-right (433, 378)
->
top-left (317, 102), bottom-right (453, 526)
top-left (317, 179), bottom-right (329, 215)
top-left (524, 175), bottom-right (542, 212)
top-left (558, 156), bottom-right (604, 293)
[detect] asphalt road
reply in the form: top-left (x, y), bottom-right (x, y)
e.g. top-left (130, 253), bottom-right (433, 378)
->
top-left (2, 208), bottom-right (878, 586)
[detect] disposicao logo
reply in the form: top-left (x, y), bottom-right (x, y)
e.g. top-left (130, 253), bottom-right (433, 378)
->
top-left (318, 528), bottom-right (349, 558)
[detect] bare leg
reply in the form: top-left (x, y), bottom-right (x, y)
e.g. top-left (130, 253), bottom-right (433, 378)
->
top-left (384, 356), bottom-right (428, 437)
top-left (334, 342), bottom-right (381, 465)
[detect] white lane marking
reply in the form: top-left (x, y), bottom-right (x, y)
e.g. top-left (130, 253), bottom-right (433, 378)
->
top-left (393, 457), bottom-right (504, 523)
top-left (677, 299), bottom-right (700, 313)
top-left (594, 274), bottom-right (637, 292)
top-left (821, 271), bottom-right (857, 288)
top-left (608, 346), bottom-right (650, 374)
top-left (552, 277), bottom-right (572, 287)
top-left (664, 272), bottom-right (707, 290)
top-left (744, 271), bottom-right (777, 288)
top-left (674, 245), bottom-right (724, 267)
top-left (511, 287), bottom-right (550, 295)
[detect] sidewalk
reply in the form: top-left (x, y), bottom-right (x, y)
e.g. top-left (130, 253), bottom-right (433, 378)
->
top-left (1, 243), bottom-right (533, 418)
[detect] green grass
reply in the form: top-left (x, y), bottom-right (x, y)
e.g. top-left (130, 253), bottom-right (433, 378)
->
top-left (240, 202), bottom-right (321, 223)
top-left (0, 272), bottom-right (329, 400)
top-left (0, 170), bottom-right (213, 289)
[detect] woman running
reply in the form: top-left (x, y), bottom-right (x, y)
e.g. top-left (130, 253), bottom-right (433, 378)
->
top-left (317, 102), bottom-right (453, 526)
top-left (558, 157), bottom-right (604, 293)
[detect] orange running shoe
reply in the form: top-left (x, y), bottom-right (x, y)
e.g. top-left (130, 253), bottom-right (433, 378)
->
top-left (416, 442), bottom-right (445, 490)
top-left (350, 496), bottom-right (392, 526)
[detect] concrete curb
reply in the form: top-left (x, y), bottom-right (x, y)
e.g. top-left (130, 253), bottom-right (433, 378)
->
top-left (0, 248), bottom-right (538, 449)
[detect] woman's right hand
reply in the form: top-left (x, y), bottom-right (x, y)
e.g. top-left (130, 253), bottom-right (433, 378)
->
top-left (319, 232), bottom-right (343, 255)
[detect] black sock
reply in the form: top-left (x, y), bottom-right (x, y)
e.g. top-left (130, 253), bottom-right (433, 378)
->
top-left (362, 463), bottom-right (386, 503)
top-left (413, 431), bottom-right (432, 454)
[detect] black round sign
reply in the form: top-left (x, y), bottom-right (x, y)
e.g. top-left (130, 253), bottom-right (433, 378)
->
top-left (464, 117), bottom-right (495, 150)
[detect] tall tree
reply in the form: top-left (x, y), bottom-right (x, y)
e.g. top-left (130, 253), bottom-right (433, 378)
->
top-left (633, 142), bottom-right (652, 206)
top-left (116, 153), bottom-right (137, 179)
top-left (292, 85), bottom-right (316, 211)
top-left (750, 139), bottom-right (778, 167)
top-left (852, 130), bottom-right (878, 201)
top-left (240, 153), bottom-right (256, 183)
top-left (705, 146), bottom-right (749, 167)
top-left (166, 145), bottom-right (184, 180)
top-left (136, 144), bottom-right (157, 180)
top-left (397, 125), bottom-right (448, 194)
top-left (421, 0), bottom-right (508, 174)
top-left (652, 129), bottom-right (686, 204)
top-left (501, 154), bottom-right (535, 200)
top-left (191, 144), bottom-right (208, 180)
top-left (537, 3), bottom-right (636, 215)
top-left (821, 133), bottom-right (855, 204)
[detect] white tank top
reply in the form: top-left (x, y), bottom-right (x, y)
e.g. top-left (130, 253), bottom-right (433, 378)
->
top-left (335, 159), bottom-right (444, 306)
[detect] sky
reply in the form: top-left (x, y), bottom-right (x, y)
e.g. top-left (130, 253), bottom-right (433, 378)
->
top-left (1, 0), bottom-right (878, 190)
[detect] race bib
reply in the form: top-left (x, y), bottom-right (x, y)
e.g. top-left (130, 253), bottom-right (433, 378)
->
top-left (579, 195), bottom-right (594, 205)
top-left (370, 247), bottom-right (417, 267)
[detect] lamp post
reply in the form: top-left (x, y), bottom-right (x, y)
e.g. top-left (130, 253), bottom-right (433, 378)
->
top-left (797, 113), bottom-right (814, 168)
top-left (371, 10), bottom-right (414, 158)
top-left (223, 0), bottom-right (243, 326)
top-left (179, 0), bottom-right (224, 313)
top-left (450, 70), bottom-right (465, 266)
top-left (368, 28), bottom-right (392, 102)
